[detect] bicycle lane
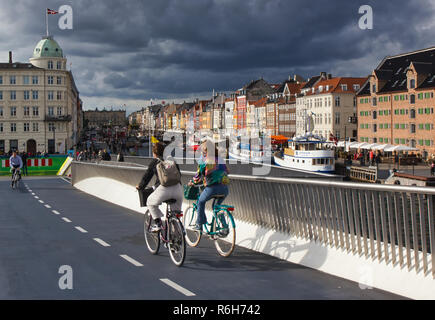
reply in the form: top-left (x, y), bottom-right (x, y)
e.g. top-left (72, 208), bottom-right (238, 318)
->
top-left (25, 177), bottom-right (406, 300)
top-left (0, 177), bottom-right (183, 299)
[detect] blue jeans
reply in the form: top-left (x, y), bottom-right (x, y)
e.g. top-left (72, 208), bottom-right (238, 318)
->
top-left (196, 184), bottom-right (229, 225)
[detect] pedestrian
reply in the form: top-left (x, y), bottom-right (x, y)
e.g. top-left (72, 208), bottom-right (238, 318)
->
top-left (431, 161), bottom-right (435, 176)
top-left (21, 152), bottom-right (28, 176)
top-left (369, 150), bottom-right (374, 166)
top-left (117, 152), bottom-right (124, 162)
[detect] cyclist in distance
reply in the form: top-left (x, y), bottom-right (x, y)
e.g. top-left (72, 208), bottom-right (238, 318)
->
top-left (188, 139), bottom-right (229, 231)
top-left (9, 150), bottom-right (23, 182)
top-left (136, 142), bottom-right (183, 232)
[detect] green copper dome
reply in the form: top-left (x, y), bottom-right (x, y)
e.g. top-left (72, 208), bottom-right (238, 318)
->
top-left (32, 36), bottom-right (63, 58)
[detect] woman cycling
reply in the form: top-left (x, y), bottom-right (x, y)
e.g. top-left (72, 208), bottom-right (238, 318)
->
top-left (188, 139), bottom-right (229, 231)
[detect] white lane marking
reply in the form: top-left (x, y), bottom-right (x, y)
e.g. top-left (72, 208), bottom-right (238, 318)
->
top-left (52, 210), bottom-right (61, 215)
top-left (28, 190), bottom-right (32, 192)
top-left (34, 196), bottom-right (39, 199)
top-left (60, 177), bottom-right (71, 184)
top-left (93, 238), bottom-right (111, 247)
top-left (75, 226), bottom-right (88, 233)
top-left (160, 278), bottom-right (196, 297)
top-left (31, 193), bottom-right (35, 195)
top-left (38, 200), bottom-right (44, 204)
top-left (120, 254), bottom-right (143, 267)
top-left (44, 204), bottom-right (52, 209)
top-left (62, 217), bottom-right (72, 223)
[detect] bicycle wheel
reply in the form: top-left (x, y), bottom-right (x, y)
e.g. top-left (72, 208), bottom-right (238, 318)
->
top-left (183, 205), bottom-right (201, 247)
top-left (144, 209), bottom-right (160, 254)
top-left (168, 218), bottom-right (186, 267)
top-left (212, 210), bottom-right (236, 257)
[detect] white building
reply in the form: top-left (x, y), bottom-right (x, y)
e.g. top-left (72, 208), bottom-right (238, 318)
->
top-left (0, 36), bottom-right (80, 154)
top-left (295, 77), bottom-right (366, 140)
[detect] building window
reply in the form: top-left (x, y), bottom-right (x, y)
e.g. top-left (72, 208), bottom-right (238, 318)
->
top-left (57, 91), bottom-right (62, 100)
top-left (32, 76), bottom-right (38, 84)
top-left (410, 94), bottom-right (415, 104)
top-left (335, 97), bottom-right (340, 107)
top-left (0, 91), bottom-right (2, 100)
top-left (10, 91), bottom-right (16, 100)
top-left (410, 124), bottom-right (416, 133)
top-left (32, 106), bottom-right (39, 116)
top-left (24, 90), bottom-right (30, 100)
top-left (335, 112), bottom-right (340, 125)
top-left (0, 123), bottom-right (2, 132)
top-left (48, 61), bottom-right (53, 69)
top-left (48, 76), bottom-right (54, 85)
top-left (48, 123), bottom-right (55, 131)
top-left (9, 76), bottom-right (16, 84)
top-left (23, 106), bottom-right (30, 116)
top-left (57, 61), bottom-right (62, 70)
top-left (32, 122), bottom-right (39, 132)
top-left (24, 123), bottom-right (30, 132)
top-left (410, 109), bottom-right (415, 119)
top-left (372, 97), bottom-right (377, 106)
top-left (0, 107), bottom-right (2, 117)
top-left (32, 91), bottom-right (38, 100)
top-left (57, 107), bottom-right (62, 116)
top-left (57, 76), bottom-right (62, 85)
top-left (10, 123), bottom-right (16, 132)
top-left (23, 76), bottom-right (30, 84)
top-left (341, 84), bottom-right (348, 91)
top-left (48, 107), bottom-right (54, 116)
top-left (372, 84), bottom-right (376, 93)
top-left (48, 91), bottom-right (54, 100)
top-left (410, 79), bottom-right (415, 89)
top-left (10, 107), bottom-right (16, 117)
top-left (0, 76), bottom-right (2, 84)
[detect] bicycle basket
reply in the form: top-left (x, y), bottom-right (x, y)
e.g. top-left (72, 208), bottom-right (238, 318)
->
top-left (138, 187), bottom-right (154, 207)
top-left (183, 184), bottom-right (200, 200)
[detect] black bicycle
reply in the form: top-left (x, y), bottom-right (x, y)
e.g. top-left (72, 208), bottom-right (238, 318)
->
top-left (11, 168), bottom-right (21, 190)
top-left (144, 199), bottom-right (186, 267)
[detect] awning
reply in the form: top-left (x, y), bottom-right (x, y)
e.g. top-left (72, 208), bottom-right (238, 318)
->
top-left (384, 145), bottom-right (419, 152)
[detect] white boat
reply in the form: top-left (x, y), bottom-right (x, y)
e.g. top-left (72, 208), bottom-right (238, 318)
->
top-left (273, 133), bottom-right (335, 173)
top-left (228, 137), bottom-right (272, 164)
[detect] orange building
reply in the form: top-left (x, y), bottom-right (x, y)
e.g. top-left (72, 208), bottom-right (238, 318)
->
top-left (357, 46), bottom-right (435, 158)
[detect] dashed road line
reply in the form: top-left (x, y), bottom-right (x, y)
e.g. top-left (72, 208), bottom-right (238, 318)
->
top-left (75, 226), bottom-right (88, 233)
top-left (93, 238), bottom-right (111, 247)
top-left (59, 177), bottom-right (71, 184)
top-left (34, 196), bottom-right (39, 199)
top-left (120, 254), bottom-right (143, 267)
top-left (31, 193), bottom-right (35, 195)
top-left (160, 278), bottom-right (196, 297)
top-left (44, 204), bottom-right (52, 209)
top-left (62, 217), bottom-right (72, 223)
top-left (38, 200), bottom-right (44, 204)
top-left (52, 210), bottom-right (61, 215)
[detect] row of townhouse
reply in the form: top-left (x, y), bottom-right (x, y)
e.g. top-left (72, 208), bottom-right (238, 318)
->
top-left (130, 73), bottom-right (365, 142)
top-left (129, 45), bottom-right (435, 157)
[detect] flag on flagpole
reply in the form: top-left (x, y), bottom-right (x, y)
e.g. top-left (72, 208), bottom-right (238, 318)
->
top-left (47, 8), bottom-right (58, 14)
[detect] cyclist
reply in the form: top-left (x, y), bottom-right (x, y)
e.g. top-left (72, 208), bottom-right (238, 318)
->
top-left (9, 150), bottom-right (23, 184)
top-left (188, 139), bottom-right (229, 231)
top-left (136, 142), bottom-right (183, 232)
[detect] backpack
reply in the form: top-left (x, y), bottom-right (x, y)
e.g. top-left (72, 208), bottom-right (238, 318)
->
top-left (156, 158), bottom-right (181, 187)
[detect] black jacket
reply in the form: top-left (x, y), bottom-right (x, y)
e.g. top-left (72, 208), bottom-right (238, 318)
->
top-left (138, 157), bottom-right (180, 189)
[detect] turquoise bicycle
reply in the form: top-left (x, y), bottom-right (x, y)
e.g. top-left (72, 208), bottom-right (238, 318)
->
top-left (183, 185), bottom-right (236, 257)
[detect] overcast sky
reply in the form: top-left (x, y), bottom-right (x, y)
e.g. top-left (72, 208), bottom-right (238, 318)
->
top-left (0, 0), bottom-right (434, 114)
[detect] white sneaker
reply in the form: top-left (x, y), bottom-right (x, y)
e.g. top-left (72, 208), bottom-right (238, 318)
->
top-left (150, 224), bottom-right (161, 232)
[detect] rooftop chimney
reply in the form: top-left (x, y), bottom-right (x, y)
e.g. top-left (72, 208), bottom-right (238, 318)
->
top-left (327, 73), bottom-right (332, 79)
top-left (9, 51), bottom-right (12, 64)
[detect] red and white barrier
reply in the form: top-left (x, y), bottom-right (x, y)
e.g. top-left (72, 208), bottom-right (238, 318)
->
top-left (1, 158), bottom-right (53, 168)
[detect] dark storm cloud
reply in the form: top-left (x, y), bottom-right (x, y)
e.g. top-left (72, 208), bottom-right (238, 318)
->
top-left (1, 0), bottom-right (434, 106)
